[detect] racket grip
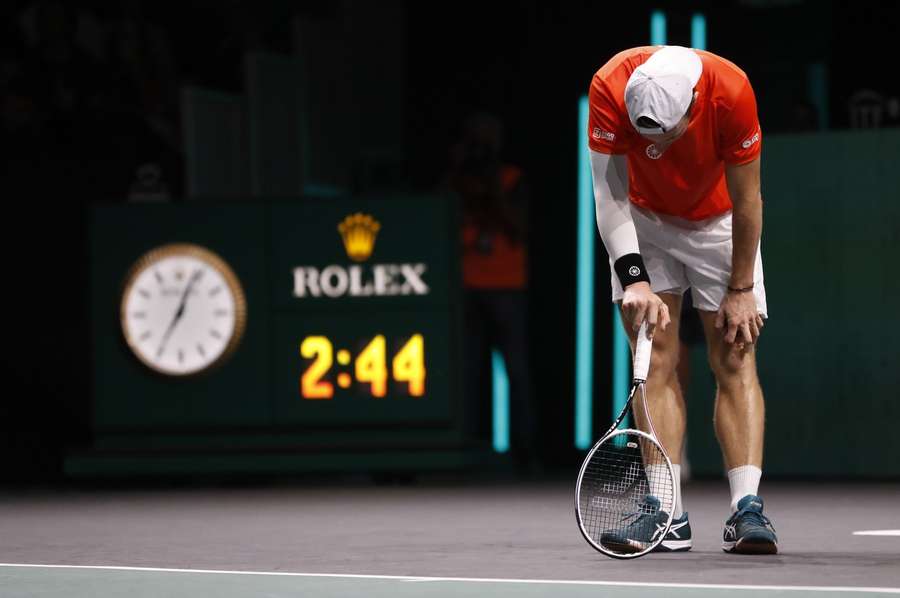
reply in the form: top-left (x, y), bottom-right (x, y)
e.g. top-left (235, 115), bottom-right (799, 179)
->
top-left (633, 321), bottom-right (652, 382)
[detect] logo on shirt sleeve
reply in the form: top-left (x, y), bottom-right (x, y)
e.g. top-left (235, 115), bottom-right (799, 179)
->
top-left (741, 131), bottom-right (760, 149)
top-left (592, 127), bottom-right (616, 142)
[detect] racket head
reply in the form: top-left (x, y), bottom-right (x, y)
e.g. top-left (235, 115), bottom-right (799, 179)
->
top-left (575, 428), bottom-right (676, 558)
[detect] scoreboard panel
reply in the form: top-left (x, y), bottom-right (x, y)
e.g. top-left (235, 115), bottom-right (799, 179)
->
top-left (83, 196), bottom-right (465, 467)
top-left (269, 197), bottom-right (457, 427)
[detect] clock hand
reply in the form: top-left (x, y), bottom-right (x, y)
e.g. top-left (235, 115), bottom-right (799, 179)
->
top-left (157, 269), bottom-right (203, 357)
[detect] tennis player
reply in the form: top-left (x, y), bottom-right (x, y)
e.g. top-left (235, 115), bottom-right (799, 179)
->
top-left (588, 45), bottom-right (777, 554)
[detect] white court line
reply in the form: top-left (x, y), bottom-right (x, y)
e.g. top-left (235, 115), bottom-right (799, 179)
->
top-left (0, 563), bottom-right (898, 594)
top-left (854, 530), bottom-right (900, 537)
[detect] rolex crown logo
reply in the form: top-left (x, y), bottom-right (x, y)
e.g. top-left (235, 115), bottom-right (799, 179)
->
top-left (337, 213), bottom-right (381, 262)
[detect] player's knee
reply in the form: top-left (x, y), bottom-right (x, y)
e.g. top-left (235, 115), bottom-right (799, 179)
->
top-left (648, 345), bottom-right (678, 380)
top-left (708, 346), bottom-right (754, 382)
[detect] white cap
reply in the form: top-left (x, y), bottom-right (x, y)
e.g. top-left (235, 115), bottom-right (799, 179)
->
top-left (624, 46), bottom-right (703, 135)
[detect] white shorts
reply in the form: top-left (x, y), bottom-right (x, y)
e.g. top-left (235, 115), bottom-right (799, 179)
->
top-left (610, 205), bottom-right (768, 316)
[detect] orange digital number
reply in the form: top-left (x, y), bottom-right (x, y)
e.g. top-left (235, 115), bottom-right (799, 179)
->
top-left (393, 334), bottom-right (426, 397)
top-left (356, 335), bottom-right (388, 398)
top-left (300, 336), bottom-right (334, 399)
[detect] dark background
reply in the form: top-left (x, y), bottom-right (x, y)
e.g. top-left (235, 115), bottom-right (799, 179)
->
top-left (1, 0), bottom-right (898, 482)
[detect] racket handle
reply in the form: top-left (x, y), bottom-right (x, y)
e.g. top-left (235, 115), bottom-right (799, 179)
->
top-left (633, 321), bottom-right (652, 382)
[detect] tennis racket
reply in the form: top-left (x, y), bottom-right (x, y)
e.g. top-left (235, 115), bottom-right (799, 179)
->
top-left (575, 321), bottom-right (676, 558)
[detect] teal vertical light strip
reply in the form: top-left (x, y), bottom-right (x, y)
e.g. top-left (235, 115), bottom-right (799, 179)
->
top-left (807, 63), bottom-right (828, 131)
top-left (491, 348), bottom-right (510, 453)
top-left (691, 13), bottom-right (707, 50)
top-left (650, 10), bottom-right (667, 46)
top-left (612, 307), bottom-right (630, 431)
top-left (574, 94), bottom-right (595, 450)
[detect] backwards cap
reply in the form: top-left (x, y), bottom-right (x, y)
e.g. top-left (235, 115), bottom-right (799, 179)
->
top-left (624, 46), bottom-right (703, 135)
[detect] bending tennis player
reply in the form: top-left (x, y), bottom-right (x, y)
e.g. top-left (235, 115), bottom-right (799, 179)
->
top-left (588, 45), bottom-right (777, 554)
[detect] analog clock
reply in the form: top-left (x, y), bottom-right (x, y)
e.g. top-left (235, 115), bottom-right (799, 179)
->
top-left (120, 243), bottom-right (247, 376)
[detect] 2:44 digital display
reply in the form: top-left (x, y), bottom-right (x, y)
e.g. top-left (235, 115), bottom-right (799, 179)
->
top-left (300, 334), bottom-right (426, 399)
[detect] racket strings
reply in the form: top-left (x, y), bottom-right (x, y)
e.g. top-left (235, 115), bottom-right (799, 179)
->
top-left (578, 431), bottom-right (675, 555)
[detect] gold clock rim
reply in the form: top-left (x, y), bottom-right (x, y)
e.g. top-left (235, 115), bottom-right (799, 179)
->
top-left (120, 242), bottom-right (248, 377)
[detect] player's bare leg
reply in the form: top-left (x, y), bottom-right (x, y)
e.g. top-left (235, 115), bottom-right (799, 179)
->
top-left (623, 292), bottom-right (686, 465)
top-left (698, 309), bottom-right (776, 553)
top-left (697, 311), bottom-right (764, 470)
top-left (621, 292), bottom-right (691, 550)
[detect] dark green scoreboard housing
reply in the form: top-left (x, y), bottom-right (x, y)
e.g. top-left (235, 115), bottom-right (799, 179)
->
top-left (69, 196), bottom-right (476, 477)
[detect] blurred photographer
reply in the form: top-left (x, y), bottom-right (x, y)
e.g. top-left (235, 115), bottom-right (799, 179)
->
top-left (442, 113), bottom-right (536, 473)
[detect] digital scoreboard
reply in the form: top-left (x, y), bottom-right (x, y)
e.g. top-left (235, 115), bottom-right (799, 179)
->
top-left (78, 197), bottom-right (466, 475)
top-left (270, 199), bottom-right (458, 427)
top-left (300, 334), bottom-right (426, 400)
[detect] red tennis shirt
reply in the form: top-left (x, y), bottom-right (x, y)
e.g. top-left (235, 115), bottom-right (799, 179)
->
top-left (588, 46), bottom-right (762, 221)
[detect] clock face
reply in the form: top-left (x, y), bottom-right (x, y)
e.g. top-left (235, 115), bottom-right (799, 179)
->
top-left (120, 244), bottom-right (247, 376)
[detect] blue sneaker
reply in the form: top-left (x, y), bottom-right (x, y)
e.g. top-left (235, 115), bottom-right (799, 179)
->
top-left (722, 495), bottom-right (778, 554)
top-left (653, 511), bottom-right (692, 552)
top-left (600, 495), bottom-right (670, 554)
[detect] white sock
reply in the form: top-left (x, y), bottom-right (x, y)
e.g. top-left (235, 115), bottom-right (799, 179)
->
top-left (672, 464), bottom-right (683, 518)
top-left (727, 465), bottom-right (762, 512)
top-left (645, 464), bottom-right (683, 518)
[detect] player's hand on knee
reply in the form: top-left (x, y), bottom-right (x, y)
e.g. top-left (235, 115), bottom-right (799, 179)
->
top-left (715, 290), bottom-right (760, 345)
top-left (622, 282), bottom-right (670, 339)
